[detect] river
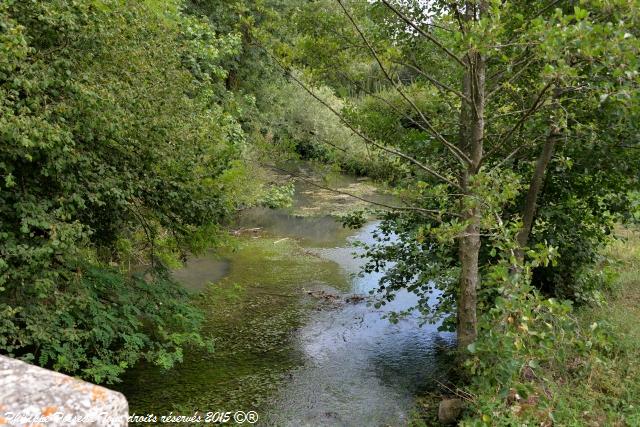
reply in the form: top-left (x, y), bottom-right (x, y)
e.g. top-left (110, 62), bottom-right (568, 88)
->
top-left (116, 166), bottom-right (455, 426)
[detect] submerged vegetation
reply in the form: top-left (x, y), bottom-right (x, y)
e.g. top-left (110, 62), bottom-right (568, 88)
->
top-left (118, 235), bottom-right (348, 415)
top-left (1, 0), bottom-right (639, 425)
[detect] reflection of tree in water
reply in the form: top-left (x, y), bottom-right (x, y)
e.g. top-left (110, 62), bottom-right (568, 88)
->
top-left (369, 330), bottom-right (456, 394)
top-left (265, 222), bottom-right (456, 426)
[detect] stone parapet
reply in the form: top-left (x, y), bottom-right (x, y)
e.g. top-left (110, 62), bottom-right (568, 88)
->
top-left (0, 355), bottom-right (128, 426)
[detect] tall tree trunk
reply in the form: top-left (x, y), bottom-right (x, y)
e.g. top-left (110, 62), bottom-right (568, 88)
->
top-left (515, 124), bottom-right (561, 261)
top-left (457, 47), bottom-right (485, 350)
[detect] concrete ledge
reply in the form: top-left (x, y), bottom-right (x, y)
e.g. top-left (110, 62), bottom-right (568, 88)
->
top-left (0, 355), bottom-right (128, 426)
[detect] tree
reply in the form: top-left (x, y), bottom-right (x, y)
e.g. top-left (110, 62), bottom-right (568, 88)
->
top-left (0, 0), bottom-right (247, 382)
top-left (273, 0), bottom-right (639, 349)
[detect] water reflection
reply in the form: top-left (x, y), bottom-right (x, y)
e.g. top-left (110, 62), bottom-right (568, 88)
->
top-left (265, 222), bottom-right (455, 426)
top-left (120, 169), bottom-right (454, 427)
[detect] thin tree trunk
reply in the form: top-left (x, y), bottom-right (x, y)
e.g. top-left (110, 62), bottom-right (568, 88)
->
top-left (457, 46), bottom-right (485, 350)
top-left (515, 125), bottom-right (561, 261)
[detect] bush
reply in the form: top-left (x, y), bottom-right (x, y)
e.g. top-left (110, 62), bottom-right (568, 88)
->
top-left (462, 229), bottom-right (640, 426)
top-left (0, 264), bottom-right (210, 384)
top-left (0, 0), bottom-right (240, 382)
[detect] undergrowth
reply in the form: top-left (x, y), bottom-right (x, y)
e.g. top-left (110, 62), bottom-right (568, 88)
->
top-left (461, 226), bottom-right (640, 426)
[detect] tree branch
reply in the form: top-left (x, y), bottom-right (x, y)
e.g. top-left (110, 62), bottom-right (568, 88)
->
top-left (531, 0), bottom-right (565, 21)
top-left (392, 59), bottom-right (470, 102)
top-left (516, 124), bottom-right (562, 257)
top-left (492, 134), bottom-right (546, 168)
top-left (485, 81), bottom-right (553, 162)
top-left (486, 57), bottom-right (535, 100)
top-left (336, 0), bottom-right (472, 167)
top-left (451, 3), bottom-right (467, 35)
top-left (260, 44), bottom-right (462, 189)
top-left (380, 0), bottom-right (467, 68)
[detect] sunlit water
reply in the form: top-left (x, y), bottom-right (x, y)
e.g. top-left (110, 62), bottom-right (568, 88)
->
top-left (117, 171), bottom-right (454, 426)
top-left (265, 222), bottom-right (455, 426)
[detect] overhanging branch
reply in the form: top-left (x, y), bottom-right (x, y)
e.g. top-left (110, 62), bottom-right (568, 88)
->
top-left (336, 0), bottom-right (472, 167)
top-left (380, 0), bottom-right (467, 68)
top-left (259, 44), bottom-right (462, 190)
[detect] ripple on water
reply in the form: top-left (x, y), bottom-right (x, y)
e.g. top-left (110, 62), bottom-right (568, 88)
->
top-left (264, 222), bottom-right (456, 426)
top-left (118, 172), bottom-right (455, 427)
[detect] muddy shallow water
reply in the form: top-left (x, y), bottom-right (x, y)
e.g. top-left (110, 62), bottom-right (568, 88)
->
top-left (116, 170), bottom-right (455, 426)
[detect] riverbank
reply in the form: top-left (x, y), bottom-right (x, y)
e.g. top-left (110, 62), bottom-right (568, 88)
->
top-left (559, 227), bottom-right (640, 425)
top-left (461, 227), bottom-right (640, 426)
top-left (408, 227), bottom-right (640, 426)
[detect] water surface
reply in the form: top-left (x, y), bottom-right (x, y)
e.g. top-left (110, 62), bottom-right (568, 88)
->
top-left (117, 170), bottom-right (454, 426)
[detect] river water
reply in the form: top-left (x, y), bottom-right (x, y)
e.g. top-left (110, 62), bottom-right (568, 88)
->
top-left (117, 169), bottom-right (455, 426)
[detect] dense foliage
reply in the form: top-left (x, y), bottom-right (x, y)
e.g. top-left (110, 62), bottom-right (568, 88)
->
top-left (461, 228), bottom-right (640, 425)
top-left (2, 1), bottom-right (640, 424)
top-left (0, 0), bottom-right (245, 383)
top-left (282, 0), bottom-right (640, 327)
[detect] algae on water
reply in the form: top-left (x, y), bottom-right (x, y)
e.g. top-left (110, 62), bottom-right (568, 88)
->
top-left (117, 236), bottom-right (348, 417)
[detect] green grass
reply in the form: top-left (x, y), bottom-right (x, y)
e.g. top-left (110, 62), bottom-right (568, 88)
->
top-left (551, 227), bottom-right (640, 426)
top-left (507, 227), bottom-right (638, 426)
top-left (449, 226), bottom-right (640, 427)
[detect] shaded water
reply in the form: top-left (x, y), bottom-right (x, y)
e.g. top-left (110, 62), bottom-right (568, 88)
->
top-left (117, 170), bottom-right (454, 426)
